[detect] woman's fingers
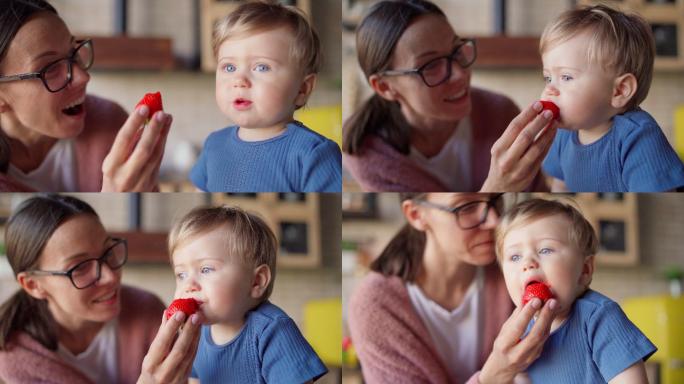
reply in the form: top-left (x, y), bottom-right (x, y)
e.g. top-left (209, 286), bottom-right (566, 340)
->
top-left (504, 110), bottom-right (554, 167)
top-left (513, 121), bottom-right (558, 182)
top-left (159, 313), bottom-right (202, 376)
top-left (143, 311), bottom-right (186, 369)
top-left (106, 105), bottom-right (150, 167)
top-left (132, 114), bottom-right (172, 190)
top-left (126, 112), bottom-right (168, 173)
top-left (504, 299), bottom-right (543, 347)
top-left (493, 101), bottom-right (544, 154)
top-left (518, 299), bottom-right (557, 352)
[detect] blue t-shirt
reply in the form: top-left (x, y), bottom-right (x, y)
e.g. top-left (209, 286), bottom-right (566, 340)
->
top-left (543, 109), bottom-right (684, 191)
top-left (190, 122), bottom-right (342, 192)
top-left (190, 301), bottom-right (327, 383)
top-left (524, 290), bottom-right (656, 383)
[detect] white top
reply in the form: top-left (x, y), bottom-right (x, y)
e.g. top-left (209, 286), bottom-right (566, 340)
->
top-left (8, 139), bottom-right (77, 191)
top-left (56, 319), bottom-right (118, 384)
top-left (409, 117), bottom-right (472, 191)
top-left (407, 267), bottom-right (484, 384)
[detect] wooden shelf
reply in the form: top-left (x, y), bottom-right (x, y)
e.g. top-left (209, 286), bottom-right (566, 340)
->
top-left (110, 231), bottom-right (169, 263)
top-left (86, 36), bottom-right (175, 71)
top-left (472, 36), bottom-right (541, 69)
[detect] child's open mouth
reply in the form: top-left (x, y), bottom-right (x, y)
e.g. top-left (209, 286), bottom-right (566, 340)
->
top-left (233, 98), bottom-right (253, 110)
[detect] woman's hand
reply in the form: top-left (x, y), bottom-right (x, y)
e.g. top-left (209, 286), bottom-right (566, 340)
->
top-left (481, 101), bottom-right (558, 192)
top-left (478, 298), bottom-right (558, 384)
top-left (101, 105), bottom-right (171, 191)
top-left (137, 310), bottom-right (202, 384)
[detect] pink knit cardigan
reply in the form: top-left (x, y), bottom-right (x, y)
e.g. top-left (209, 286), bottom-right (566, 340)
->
top-left (343, 87), bottom-right (548, 192)
top-left (0, 94), bottom-right (126, 192)
top-left (0, 285), bottom-right (165, 384)
top-left (349, 264), bottom-right (514, 384)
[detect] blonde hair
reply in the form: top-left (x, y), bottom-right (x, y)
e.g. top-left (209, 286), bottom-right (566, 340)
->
top-left (168, 205), bottom-right (277, 301)
top-left (212, 0), bottom-right (321, 76)
top-left (539, 4), bottom-right (654, 111)
top-left (495, 198), bottom-right (598, 262)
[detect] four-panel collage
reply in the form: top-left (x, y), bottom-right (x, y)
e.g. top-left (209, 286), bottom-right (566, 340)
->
top-left (0, 0), bottom-right (682, 383)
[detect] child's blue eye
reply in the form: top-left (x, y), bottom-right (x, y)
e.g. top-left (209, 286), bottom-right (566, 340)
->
top-left (254, 63), bottom-right (270, 72)
top-left (200, 266), bottom-right (215, 274)
top-left (543, 75), bottom-right (551, 84)
top-left (561, 74), bottom-right (573, 81)
top-left (510, 254), bottom-right (521, 262)
top-left (223, 64), bottom-right (236, 73)
top-left (539, 248), bottom-right (553, 255)
top-left (176, 272), bottom-right (187, 280)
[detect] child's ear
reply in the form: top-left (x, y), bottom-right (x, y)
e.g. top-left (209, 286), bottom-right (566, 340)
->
top-left (610, 73), bottom-right (637, 110)
top-left (368, 74), bottom-right (398, 102)
top-left (250, 264), bottom-right (271, 299)
top-left (294, 73), bottom-right (317, 109)
top-left (401, 199), bottom-right (428, 232)
top-left (578, 255), bottom-right (595, 289)
top-left (16, 272), bottom-right (49, 300)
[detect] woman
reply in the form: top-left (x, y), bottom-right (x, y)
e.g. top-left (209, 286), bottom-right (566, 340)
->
top-left (0, 0), bottom-right (169, 192)
top-left (343, 0), bottom-right (556, 192)
top-left (0, 195), bottom-right (200, 383)
top-left (349, 193), bottom-right (558, 383)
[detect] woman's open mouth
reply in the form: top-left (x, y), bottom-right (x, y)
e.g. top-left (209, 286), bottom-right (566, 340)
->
top-left (62, 96), bottom-right (86, 116)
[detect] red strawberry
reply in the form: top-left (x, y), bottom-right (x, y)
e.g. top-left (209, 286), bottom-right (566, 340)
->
top-left (539, 100), bottom-right (560, 120)
top-left (522, 282), bottom-right (553, 306)
top-left (165, 298), bottom-right (200, 320)
top-left (136, 92), bottom-right (164, 119)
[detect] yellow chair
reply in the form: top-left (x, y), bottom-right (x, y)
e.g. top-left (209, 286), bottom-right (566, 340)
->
top-left (675, 105), bottom-right (684, 161)
top-left (295, 105), bottom-right (342, 147)
top-left (303, 298), bottom-right (342, 367)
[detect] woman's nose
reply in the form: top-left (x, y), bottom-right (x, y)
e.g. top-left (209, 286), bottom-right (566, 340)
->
top-left (97, 262), bottom-right (118, 285)
top-left (448, 61), bottom-right (468, 82)
top-left (70, 62), bottom-right (90, 88)
top-left (480, 205), bottom-right (500, 229)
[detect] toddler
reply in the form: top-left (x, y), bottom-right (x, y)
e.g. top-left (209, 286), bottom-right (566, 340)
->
top-left (169, 205), bottom-right (327, 383)
top-left (496, 198), bottom-right (656, 383)
top-left (190, 0), bottom-right (342, 192)
top-left (540, 5), bottom-right (684, 192)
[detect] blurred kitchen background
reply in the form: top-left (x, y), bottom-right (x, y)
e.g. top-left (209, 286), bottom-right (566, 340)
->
top-left (342, 0), bottom-right (684, 190)
top-left (48, 0), bottom-right (342, 191)
top-left (342, 193), bottom-right (684, 384)
top-left (0, 193), bottom-right (343, 383)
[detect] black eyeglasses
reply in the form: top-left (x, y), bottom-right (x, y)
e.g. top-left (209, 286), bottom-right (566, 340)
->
top-left (415, 193), bottom-right (504, 229)
top-left (26, 238), bottom-right (127, 289)
top-left (0, 39), bottom-right (93, 93)
top-left (380, 39), bottom-right (476, 87)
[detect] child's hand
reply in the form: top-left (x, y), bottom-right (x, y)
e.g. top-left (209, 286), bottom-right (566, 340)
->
top-left (478, 298), bottom-right (558, 384)
top-left (137, 309), bottom-right (203, 384)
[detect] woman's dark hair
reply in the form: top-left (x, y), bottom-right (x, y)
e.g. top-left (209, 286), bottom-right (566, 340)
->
top-left (0, 194), bottom-right (98, 351)
top-left (0, 0), bottom-right (58, 173)
top-left (370, 193), bottom-right (427, 281)
top-left (342, 0), bottom-right (446, 155)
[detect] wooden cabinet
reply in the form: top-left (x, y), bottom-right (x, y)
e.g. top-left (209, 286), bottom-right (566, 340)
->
top-left (531, 193), bottom-right (639, 266)
top-left (579, 0), bottom-right (684, 70)
top-left (211, 193), bottom-right (322, 268)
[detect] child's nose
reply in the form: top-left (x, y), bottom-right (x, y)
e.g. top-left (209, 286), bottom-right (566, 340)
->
top-left (232, 73), bottom-right (251, 88)
top-left (522, 253), bottom-right (539, 272)
top-left (184, 276), bottom-right (201, 292)
top-left (543, 83), bottom-right (560, 97)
